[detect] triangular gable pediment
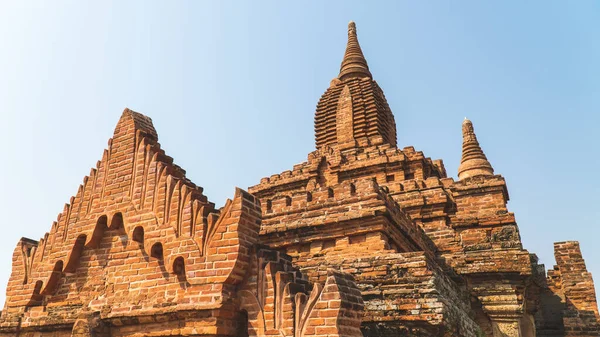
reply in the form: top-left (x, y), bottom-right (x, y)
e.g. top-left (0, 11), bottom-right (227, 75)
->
top-left (3, 108), bottom-right (261, 318)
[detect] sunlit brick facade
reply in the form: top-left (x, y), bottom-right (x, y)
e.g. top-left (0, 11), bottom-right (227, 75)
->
top-left (1, 22), bottom-right (597, 337)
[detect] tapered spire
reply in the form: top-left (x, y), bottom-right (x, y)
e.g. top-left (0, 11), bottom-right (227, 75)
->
top-left (458, 118), bottom-right (494, 180)
top-left (314, 22), bottom-right (397, 150)
top-left (338, 21), bottom-right (372, 81)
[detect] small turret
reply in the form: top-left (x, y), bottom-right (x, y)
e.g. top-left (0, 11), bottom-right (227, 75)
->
top-left (338, 21), bottom-right (372, 81)
top-left (458, 118), bottom-right (494, 180)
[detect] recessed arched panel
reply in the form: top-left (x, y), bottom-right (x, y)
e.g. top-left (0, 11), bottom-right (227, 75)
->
top-left (53, 260), bottom-right (63, 272)
top-left (172, 256), bottom-right (186, 282)
top-left (87, 215), bottom-right (108, 248)
top-left (27, 280), bottom-right (44, 307)
top-left (150, 242), bottom-right (163, 260)
top-left (110, 212), bottom-right (124, 230)
top-left (238, 290), bottom-right (265, 337)
top-left (132, 226), bottom-right (144, 244)
top-left (266, 200), bottom-right (272, 213)
top-left (41, 260), bottom-right (63, 296)
top-left (64, 235), bottom-right (86, 273)
top-left (237, 309), bottom-right (249, 337)
top-left (32, 280), bottom-right (43, 296)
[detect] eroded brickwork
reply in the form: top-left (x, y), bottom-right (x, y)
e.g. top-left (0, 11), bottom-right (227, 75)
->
top-left (249, 22), bottom-right (599, 337)
top-left (1, 21), bottom-right (598, 337)
top-left (535, 242), bottom-right (600, 336)
top-left (0, 109), bottom-right (364, 337)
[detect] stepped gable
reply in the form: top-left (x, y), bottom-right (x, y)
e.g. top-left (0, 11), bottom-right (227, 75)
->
top-left (0, 108), bottom-right (364, 337)
top-left (315, 22), bottom-right (397, 150)
top-left (1, 108), bottom-right (256, 324)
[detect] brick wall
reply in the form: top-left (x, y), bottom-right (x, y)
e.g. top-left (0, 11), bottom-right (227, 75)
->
top-left (535, 241), bottom-right (600, 336)
top-left (0, 109), bottom-right (364, 337)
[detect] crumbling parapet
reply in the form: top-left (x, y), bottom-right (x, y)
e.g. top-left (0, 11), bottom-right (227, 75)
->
top-left (553, 241), bottom-right (598, 318)
top-left (533, 241), bottom-right (599, 337)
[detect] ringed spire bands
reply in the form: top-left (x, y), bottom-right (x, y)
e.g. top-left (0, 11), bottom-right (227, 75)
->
top-left (339, 21), bottom-right (372, 81)
top-left (314, 21), bottom-right (397, 150)
top-left (457, 118), bottom-right (495, 180)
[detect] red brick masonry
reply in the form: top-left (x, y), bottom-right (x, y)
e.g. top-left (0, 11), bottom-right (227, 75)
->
top-left (1, 22), bottom-right (597, 337)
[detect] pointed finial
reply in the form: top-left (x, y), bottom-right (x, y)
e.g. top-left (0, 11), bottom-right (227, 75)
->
top-left (458, 119), bottom-right (494, 180)
top-left (338, 21), bottom-right (372, 81)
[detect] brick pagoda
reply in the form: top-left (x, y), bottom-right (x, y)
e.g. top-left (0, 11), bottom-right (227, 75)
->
top-left (0, 22), bottom-right (598, 337)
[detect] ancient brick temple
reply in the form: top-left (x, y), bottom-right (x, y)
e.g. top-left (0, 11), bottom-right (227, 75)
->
top-left (0, 22), bottom-right (598, 337)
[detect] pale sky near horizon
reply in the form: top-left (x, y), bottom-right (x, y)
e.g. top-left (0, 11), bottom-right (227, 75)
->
top-left (0, 1), bottom-right (598, 306)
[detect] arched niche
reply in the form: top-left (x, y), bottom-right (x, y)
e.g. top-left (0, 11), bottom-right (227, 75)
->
top-left (132, 226), bottom-right (144, 244)
top-left (87, 215), bottom-right (108, 248)
top-left (110, 212), bottom-right (124, 230)
top-left (150, 242), bottom-right (163, 260)
top-left (64, 234), bottom-right (87, 273)
top-left (41, 260), bottom-right (63, 296)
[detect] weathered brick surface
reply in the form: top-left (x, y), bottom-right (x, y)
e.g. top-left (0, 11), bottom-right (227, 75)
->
top-left (316, 21), bottom-right (396, 150)
top-left (0, 109), bottom-right (364, 337)
top-left (298, 251), bottom-right (481, 337)
top-left (249, 22), bottom-right (599, 337)
top-left (237, 248), bottom-right (363, 337)
top-left (1, 21), bottom-right (598, 337)
top-left (535, 242), bottom-right (600, 336)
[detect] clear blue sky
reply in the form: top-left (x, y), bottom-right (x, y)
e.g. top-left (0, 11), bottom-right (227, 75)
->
top-left (0, 1), bottom-right (598, 305)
